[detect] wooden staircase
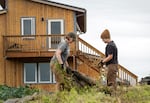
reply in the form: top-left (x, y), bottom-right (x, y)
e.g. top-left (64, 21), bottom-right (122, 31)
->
top-left (76, 37), bottom-right (138, 86)
top-left (77, 51), bottom-right (101, 72)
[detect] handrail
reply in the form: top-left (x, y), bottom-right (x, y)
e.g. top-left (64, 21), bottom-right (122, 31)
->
top-left (3, 34), bottom-right (65, 53)
top-left (3, 34), bottom-right (65, 37)
top-left (78, 37), bottom-right (138, 86)
top-left (78, 37), bottom-right (105, 57)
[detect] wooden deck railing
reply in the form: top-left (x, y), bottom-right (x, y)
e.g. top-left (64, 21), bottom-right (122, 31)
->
top-left (77, 37), bottom-right (105, 57)
top-left (78, 37), bottom-right (138, 86)
top-left (3, 34), bottom-right (65, 52)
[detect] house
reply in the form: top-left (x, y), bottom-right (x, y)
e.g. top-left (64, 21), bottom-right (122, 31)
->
top-left (0, 0), bottom-right (138, 92)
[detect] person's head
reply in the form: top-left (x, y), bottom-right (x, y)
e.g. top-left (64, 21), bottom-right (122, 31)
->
top-left (66, 32), bottom-right (77, 43)
top-left (100, 29), bottom-right (111, 43)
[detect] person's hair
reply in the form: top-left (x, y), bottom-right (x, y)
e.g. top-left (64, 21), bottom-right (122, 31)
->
top-left (100, 29), bottom-right (111, 39)
top-left (66, 32), bottom-right (77, 41)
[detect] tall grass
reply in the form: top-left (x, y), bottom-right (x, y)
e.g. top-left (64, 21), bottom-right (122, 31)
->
top-left (28, 85), bottom-right (150, 103)
top-left (0, 85), bottom-right (149, 103)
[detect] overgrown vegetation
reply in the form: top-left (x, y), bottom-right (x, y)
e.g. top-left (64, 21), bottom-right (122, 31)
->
top-left (120, 85), bottom-right (150, 103)
top-left (0, 85), bottom-right (150, 103)
top-left (31, 85), bottom-right (150, 103)
top-left (0, 85), bottom-right (38, 101)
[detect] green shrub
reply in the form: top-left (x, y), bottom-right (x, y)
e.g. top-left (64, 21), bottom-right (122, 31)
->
top-left (0, 85), bottom-right (39, 101)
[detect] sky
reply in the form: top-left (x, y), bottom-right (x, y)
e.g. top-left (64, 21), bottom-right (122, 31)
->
top-left (1, 0), bottom-right (150, 81)
top-left (51, 0), bottom-right (150, 81)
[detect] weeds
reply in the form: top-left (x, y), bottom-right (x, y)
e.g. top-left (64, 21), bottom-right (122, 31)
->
top-left (0, 85), bottom-right (150, 103)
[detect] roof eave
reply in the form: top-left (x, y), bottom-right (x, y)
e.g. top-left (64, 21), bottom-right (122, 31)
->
top-left (31, 0), bottom-right (86, 13)
top-left (31, 0), bottom-right (87, 33)
top-left (0, 9), bottom-right (7, 15)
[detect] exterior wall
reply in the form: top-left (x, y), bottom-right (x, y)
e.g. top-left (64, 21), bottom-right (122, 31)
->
top-left (0, 14), bottom-right (6, 85)
top-left (5, 60), bottom-right (23, 87)
top-left (0, 0), bottom-right (76, 91)
top-left (30, 84), bottom-right (57, 92)
top-left (6, 0), bottom-right (75, 35)
top-left (6, 0), bottom-right (75, 50)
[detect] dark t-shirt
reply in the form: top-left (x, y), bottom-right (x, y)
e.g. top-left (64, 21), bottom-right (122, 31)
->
top-left (105, 41), bottom-right (118, 65)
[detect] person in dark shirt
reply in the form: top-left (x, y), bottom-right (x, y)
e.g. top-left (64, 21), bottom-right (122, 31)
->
top-left (100, 29), bottom-right (118, 93)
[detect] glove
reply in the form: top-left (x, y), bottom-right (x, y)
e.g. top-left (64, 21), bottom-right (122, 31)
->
top-left (60, 64), bottom-right (64, 70)
top-left (66, 67), bottom-right (73, 74)
top-left (98, 60), bottom-right (104, 67)
top-left (100, 60), bottom-right (104, 65)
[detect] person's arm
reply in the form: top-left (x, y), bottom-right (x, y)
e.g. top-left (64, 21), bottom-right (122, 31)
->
top-left (55, 49), bottom-right (63, 64)
top-left (102, 54), bottom-right (113, 63)
top-left (65, 61), bottom-right (69, 67)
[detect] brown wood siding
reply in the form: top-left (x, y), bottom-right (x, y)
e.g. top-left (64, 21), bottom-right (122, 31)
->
top-left (30, 84), bottom-right (57, 92)
top-left (6, 0), bottom-right (76, 52)
top-left (4, 60), bottom-right (23, 87)
top-left (1, 0), bottom-right (76, 90)
top-left (0, 14), bottom-right (6, 84)
top-left (6, 0), bottom-right (75, 35)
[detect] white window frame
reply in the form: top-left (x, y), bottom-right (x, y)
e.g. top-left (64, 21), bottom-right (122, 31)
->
top-left (24, 63), bottom-right (37, 84)
top-left (21, 17), bottom-right (35, 36)
top-left (38, 63), bottom-right (51, 83)
top-left (24, 63), bottom-right (56, 84)
top-left (48, 19), bottom-right (64, 49)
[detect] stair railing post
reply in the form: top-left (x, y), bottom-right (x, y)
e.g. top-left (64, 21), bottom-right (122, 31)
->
top-left (74, 35), bottom-right (79, 70)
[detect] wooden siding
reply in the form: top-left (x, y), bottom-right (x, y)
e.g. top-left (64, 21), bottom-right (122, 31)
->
top-left (0, 14), bottom-right (6, 84)
top-left (6, 0), bottom-right (75, 35)
top-left (0, 0), bottom-right (76, 91)
top-left (6, 0), bottom-right (76, 52)
top-left (5, 60), bottom-right (23, 87)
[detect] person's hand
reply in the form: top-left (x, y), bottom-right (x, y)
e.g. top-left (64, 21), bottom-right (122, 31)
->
top-left (101, 60), bottom-right (104, 65)
top-left (66, 66), bottom-right (72, 74)
top-left (60, 64), bottom-right (64, 70)
top-left (98, 60), bottom-right (104, 68)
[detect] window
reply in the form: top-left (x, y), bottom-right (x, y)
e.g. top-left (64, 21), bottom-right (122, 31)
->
top-left (48, 19), bottom-right (64, 49)
top-left (38, 63), bottom-right (56, 83)
top-left (21, 18), bottom-right (35, 35)
top-left (24, 63), bottom-right (56, 84)
top-left (24, 63), bottom-right (37, 83)
top-left (48, 19), bottom-right (64, 34)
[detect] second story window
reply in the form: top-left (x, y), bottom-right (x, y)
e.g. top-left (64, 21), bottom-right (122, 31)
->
top-left (48, 19), bottom-right (64, 49)
top-left (21, 17), bottom-right (35, 35)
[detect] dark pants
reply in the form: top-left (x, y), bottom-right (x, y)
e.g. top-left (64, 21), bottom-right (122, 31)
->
top-left (107, 64), bottom-right (118, 90)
